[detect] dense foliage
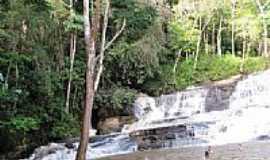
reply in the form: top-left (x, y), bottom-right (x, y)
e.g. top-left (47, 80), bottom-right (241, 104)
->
top-left (143, 55), bottom-right (269, 95)
top-left (0, 0), bottom-right (270, 159)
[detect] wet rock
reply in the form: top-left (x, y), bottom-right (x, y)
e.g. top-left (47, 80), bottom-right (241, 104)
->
top-left (165, 133), bottom-right (176, 140)
top-left (131, 124), bottom-right (194, 151)
top-left (29, 143), bottom-right (65, 160)
top-left (132, 74), bottom-right (244, 124)
top-left (64, 142), bottom-right (75, 149)
top-left (219, 126), bottom-right (228, 133)
top-left (256, 135), bottom-right (270, 141)
top-left (98, 116), bottom-right (135, 134)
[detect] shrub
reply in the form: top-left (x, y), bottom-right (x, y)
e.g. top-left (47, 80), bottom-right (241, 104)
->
top-left (1, 116), bottom-right (40, 134)
top-left (243, 57), bottom-right (269, 73)
top-left (50, 114), bottom-right (80, 139)
top-left (94, 87), bottom-right (137, 118)
top-left (0, 116), bottom-right (40, 152)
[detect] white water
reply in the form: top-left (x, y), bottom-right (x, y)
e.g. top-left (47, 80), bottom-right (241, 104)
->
top-left (126, 70), bottom-right (270, 145)
top-left (26, 134), bottom-right (137, 160)
top-left (26, 70), bottom-right (270, 160)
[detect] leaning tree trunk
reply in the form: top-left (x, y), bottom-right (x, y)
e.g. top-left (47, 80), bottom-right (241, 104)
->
top-left (65, 0), bottom-right (77, 113)
top-left (75, 0), bottom-right (95, 159)
top-left (194, 16), bottom-right (212, 69)
top-left (65, 33), bottom-right (76, 113)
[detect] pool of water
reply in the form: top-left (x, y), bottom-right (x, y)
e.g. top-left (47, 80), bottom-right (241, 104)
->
top-left (100, 140), bottom-right (270, 160)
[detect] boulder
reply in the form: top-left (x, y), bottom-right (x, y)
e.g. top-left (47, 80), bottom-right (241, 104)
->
top-left (97, 116), bottom-right (135, 134)
top-left (29, 143), bottom-right (65, 160)
top-left (130, 124), bottom-right (195, 151)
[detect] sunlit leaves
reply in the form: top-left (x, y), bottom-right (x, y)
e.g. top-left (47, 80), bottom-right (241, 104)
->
top-left (0, 117), bottom-right (40, 133)
top-left (235, 0), bottom-right (262, 42)
top-left (168, 19), bottom-right (200, 52)
top-left (46, 0), bottom-right (69, 20)
top-left (63, 11), bottom-right (84, 32)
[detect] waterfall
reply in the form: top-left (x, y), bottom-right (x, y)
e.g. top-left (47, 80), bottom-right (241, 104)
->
top-left (125, 69), bottom-right (270, 145)
top-left (26, 69), bottom-right (270, 160)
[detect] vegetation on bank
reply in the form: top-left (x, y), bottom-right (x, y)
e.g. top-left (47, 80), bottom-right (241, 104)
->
top-left (1, 0), bottom-right (270, 159)
top-left (143, 55), bottom-right (270, 95)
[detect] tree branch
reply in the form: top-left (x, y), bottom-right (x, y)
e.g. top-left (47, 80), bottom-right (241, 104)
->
top-left (104, 18), bottom-right (126, 51)
top-left (94, 6), bottom-right (126, 91)
top-left (94, 0), bottom-right (110, 91)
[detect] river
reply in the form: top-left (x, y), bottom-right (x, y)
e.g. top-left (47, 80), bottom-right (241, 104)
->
top-left (100, 141), bottom-right (270, 160)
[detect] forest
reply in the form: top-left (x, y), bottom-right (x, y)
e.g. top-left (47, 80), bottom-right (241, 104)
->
top-left (1, 0), bottom-right (270, 159)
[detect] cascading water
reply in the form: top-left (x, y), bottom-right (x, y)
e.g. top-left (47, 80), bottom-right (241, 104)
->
top-left (25, 70), bottom-right (270, 160)
top-left (26, 134), bottom-right (137, 160)
top-left (125, 69), bottom-right (270, 146)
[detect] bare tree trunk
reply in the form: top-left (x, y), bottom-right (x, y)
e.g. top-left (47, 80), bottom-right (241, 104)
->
top-left (243, 37), bottom-right (246, 56)
top-left (204, 28), bottom-right (209, 54)
top-left (263, 19), bottom-right (268, 57)
top-left (173, 50), bottom-right (182, 85)
top-left (194, 16), bottom-right (212, 69)
top-left (4, 61), bottom-right (11, 90)
top-left (217, 17), bottom-right (223, 56)
top-left (13, 62), bottom-right (19, 112)
top-left (255, 0), bottom-right (269, 57)
top-left (65, 33), bottom-right (77, 113)
top-left (231, 0), bottom-right (236, 56)
top-left (180, 0), bottom-right (183, 19)
top-left (240, 36), bottom-right (246, 72)
top-left (76, 0), bottom-right (125, 159)
top-left (94, 0), bottom-right (126, 91)
top-left (57, 27), bottom-right (65, 71)
top-left (259, 42), bottom-right (262, 56)
top-left (194, 36), bottom-right (202, 69)
top-left (212, 23), bottom-right (216, 53)
top-left (72, 85), bottom-right (78, 110)
top-left (76, 52), bottom-right (95, 160)
top-left (65, 0), bottom-right (77, 114)
top-left (75, 0), bottom-right (95, 159)
top-left (94, 0), bottom-right (109, 92)
top-left (247, 42), bottom-right (251, 58)
top-left (194, 16), bottom-right (202, 70)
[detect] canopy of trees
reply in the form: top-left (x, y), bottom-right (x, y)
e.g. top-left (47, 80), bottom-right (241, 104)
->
top-left (0, 0), bottom-right (269, 159)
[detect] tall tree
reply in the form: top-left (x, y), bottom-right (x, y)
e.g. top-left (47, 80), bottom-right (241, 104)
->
top-left (231, 0), bottom-right (237, 56)
top-left (76, 0), bottom-right (126, 159)
top-left (65, 0), bottom-right (77, 113)
top-left (217, 16), bottom-right (223, 56)
top-left (75, 0), bottom-right (95, 159)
